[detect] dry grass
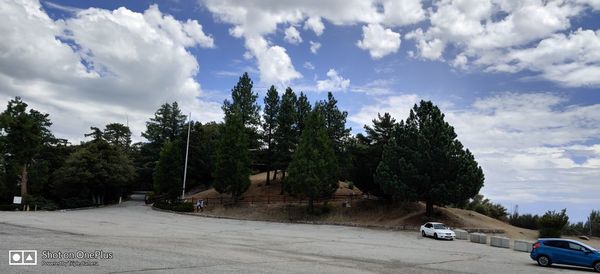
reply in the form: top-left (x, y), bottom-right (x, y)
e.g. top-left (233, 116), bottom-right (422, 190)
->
top-left (186, 172), bottom-right (600, 247)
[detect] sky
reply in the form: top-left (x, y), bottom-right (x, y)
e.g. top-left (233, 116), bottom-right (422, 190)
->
top-left (1, 0), bottom-right (599, 222)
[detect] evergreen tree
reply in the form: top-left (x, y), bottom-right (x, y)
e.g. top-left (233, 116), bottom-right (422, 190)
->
top-left (153, 140), bottom-right (184, 200)
top-left (103, 123), bottom-right (132, 149)
top-left (222, 72), bottom-right (261, 146)
top-left (351, 113), bottom-right (397, 196)
top-left (52, 138), bottom-right (135, 206)
top-left (262, 86), bottom-right (280, 185)
top-left (0, 97), bottom-right (52, 197)
top-left (375, 101), bottom-right (484, 216)
top-left (316, 92), bottom-right (351, 180)
top-left (296, 92), bottom-right (312, 133)
top-left (142, 102), bottom-right (186, 148)
top-left (139, 102), bottom-right (186, 191)
top-left (274, 87), bottom-right (297, 189)
top-left (179, 121), bottom-right (220, 189)
top-left (213, 110), bottom-right (250, 203)
top-left (286, 110), bottom-right (338, 212)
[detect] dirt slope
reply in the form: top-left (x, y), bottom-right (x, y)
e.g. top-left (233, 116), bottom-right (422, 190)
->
top-left (186, 172), bottom-right (599, 244)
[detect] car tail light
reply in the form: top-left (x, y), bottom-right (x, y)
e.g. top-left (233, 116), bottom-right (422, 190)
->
top-left (532, 242), bottom-right (541, 249)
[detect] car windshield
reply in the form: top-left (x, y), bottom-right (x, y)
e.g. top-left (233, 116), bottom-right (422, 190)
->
top-left (433, 224), bottom-right (447, 229)
top-left (577, 242), bottom-right (598, 251)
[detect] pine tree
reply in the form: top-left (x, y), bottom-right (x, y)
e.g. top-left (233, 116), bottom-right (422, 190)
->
top-left (153, 140), bottom-right (183, 200)
top-left (375, 101), bottom-right (484, 216)
top-left (274, 87), bottom-right (297, 191)
top-left (213, 110), bottom-right (251, 203)
top-left (316, 92), bottom-right (351, 180)
top-left (351, 113), bottom-right (397, 196)
top-left (142, 102), bottom-right (186, 148)
top-left (0, 97), bottom-right (52, 196)
top-left (286, 110), bottom-right (338, 212)
top-left (222, 72), bottom-right (261, 147)
top-left (262, 86), bottom-right (279, 185)
top-left (103, 123), bottom-right (132, 150)
top-left (296, 92), bottom-right (312, 133)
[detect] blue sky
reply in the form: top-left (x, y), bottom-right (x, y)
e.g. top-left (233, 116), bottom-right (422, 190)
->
top-left (1, 0), bottom-right (599, 222)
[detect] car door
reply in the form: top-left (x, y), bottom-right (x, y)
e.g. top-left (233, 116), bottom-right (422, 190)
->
top-left (565, 242), bottom-right (593, 267)
top-left (425, 223), bottom-right (433, 236)
top-left (543, 241), bottom-right (567, 264)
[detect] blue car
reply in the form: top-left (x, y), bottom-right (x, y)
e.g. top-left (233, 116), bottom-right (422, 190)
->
top-left (530, 238), bottom-right (600, 272)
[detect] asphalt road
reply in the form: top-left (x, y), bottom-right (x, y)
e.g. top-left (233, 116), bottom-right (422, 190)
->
top-left (0, 199), bottom-right (593, 274)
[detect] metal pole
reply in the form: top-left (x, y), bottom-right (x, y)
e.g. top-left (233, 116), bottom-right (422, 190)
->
top-left (181, 113), bottom-right (192, 201)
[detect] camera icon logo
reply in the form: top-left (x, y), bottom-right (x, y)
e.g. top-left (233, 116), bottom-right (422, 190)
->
top-left (8, 250), bottom-right (37, 266)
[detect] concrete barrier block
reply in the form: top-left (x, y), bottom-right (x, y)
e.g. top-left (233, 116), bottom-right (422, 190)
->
top-left (490, 236), bottom-right (510, 248)
top-left (470, 233), bottom-right (487, 244)
top-left (454, 229), bottom-right (468, 240)
top-left (514, 240), bottom-right (534, 252)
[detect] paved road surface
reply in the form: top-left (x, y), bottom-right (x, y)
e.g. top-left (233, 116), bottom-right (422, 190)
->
top-left (0, 199), bottom-right (593, 273)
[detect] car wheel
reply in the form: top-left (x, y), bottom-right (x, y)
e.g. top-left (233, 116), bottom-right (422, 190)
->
top-left (537, 255), bottom-right (551, 267)
top-left (593, 261), bottom-right (600, 273)
top-left (434, 233), bottom-right (438, 240)
top-left (421, 231), bottom-right (426, 237)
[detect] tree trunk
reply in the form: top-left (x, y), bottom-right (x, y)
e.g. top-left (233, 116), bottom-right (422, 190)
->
top-left (266, 169), bottom-right (271, 185)
top-left (280, 174), bottom-right (285, 195)
top-left (20, 164), bottom-right (28, 196)
top-left (272, 170), bottom-right (277, 180)
top-left (426, 200), bottom-right (434, 217)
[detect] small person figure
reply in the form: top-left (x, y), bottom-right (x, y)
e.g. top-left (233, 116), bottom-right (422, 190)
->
top-left (196, 199), bottom-right (202, 212)
top-left (199, 199), bottom-right (205, 212)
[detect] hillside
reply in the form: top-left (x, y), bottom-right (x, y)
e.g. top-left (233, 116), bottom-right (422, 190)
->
top-left (185, 172), bottom-right (587, 243)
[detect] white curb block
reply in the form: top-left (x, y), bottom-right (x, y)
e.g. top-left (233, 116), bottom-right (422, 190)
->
top-left (514, 240), bottom-right (534, 252)
top-left (470, 233), bottom-right (487, 244)
top-left (490, 236), bottom-right (510, 248)
top-left (454, 229), bottom-right (468, 240)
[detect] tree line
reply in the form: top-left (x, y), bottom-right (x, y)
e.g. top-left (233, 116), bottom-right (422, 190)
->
top-left (1, 72), bottom-right (486, 215)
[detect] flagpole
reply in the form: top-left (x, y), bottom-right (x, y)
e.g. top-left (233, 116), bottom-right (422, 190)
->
top-left (181, 113), bottom-right (192, 201)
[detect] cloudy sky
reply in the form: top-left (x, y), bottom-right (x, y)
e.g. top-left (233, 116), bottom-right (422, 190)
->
top-left (1, 0), bottom-right (599, 221)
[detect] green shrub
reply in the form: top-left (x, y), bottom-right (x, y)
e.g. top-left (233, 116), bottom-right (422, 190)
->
top-left (539, 209), bottom-right (569, 238)
top-left (508, 213), bottom-right (540, 230)
top-left (153, 201), bottom-right (194, 212)
top-left (23, 195), bottom-right (58, 211)
top-left (171, 203), bottom-right (194, 212)
top-left (0, 204), bottom-right (18, 211)
top-left (347, 182), bottom-right (354, 190)
top-left (60, 197), bottom-right (94, 209)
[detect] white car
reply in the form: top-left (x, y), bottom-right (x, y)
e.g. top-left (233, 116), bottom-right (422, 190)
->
top-left (420, 222), bottom-right (455, 240)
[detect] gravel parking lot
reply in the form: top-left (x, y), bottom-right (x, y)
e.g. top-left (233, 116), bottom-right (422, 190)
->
top-left (0, 199), bottom-right (592, 273)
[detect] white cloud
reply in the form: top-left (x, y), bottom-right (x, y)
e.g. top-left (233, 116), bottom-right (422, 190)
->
top-left (403, 0), bottom-right (600, 87)
top-left (356, 24), bottom-right (401, 59)
top-left (303, 62), bottom-right (315, 70)
top-left (309, 41), bottom-right (321, 54)
top-left (451, 53), bottom-right (468, 70)
top-left (380, 0), bottom-right (426, 26)
top-left (316, 69), bottom-right (350, 91)
top-left (284, 26), bottom-right (302, 44)
top-left (303, 16), bottom-right (324, 36)
top-left (201, 0), bottom-right (426, 83)
top-left (350, 92), bottom-right (600, 213)
top-left (0, 0), bottom-right (220, 142)
top-left (244, 35), bottom-right (302, 85)
top-left (445, 92), bottom-right (600, 205)
top-left (349, 94), bottom-right (420, 126)
top-left (487, 29), bottom-right (600, 87)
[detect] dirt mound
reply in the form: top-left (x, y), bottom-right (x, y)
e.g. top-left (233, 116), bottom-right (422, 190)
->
top-left (188, 172), bottom-right (539, 240)
top-left (188, 171), bottom-right (362, 200)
